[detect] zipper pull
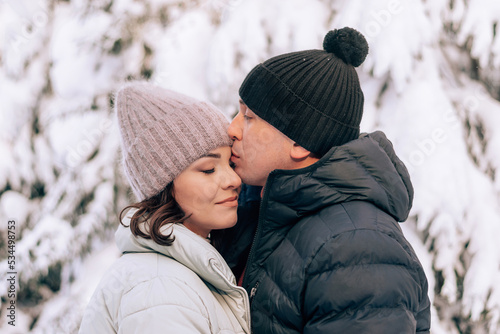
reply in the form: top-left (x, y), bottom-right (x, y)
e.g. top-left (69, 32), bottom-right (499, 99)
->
top-left (250, 281), bottom-right (260, 301)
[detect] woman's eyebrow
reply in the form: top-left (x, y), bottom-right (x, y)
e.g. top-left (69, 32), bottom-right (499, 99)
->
top-left (238, 99), bottom-right (246, 106)
top-left (202, 153), bottom-right (221, 159)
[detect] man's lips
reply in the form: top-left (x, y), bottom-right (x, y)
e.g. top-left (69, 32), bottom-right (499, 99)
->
top-left (216, 196), bottom-right (238, 207)
top-left (231, 149), bottom-right (240, 159)
top-left (231, 150), bottom-right (240, 163)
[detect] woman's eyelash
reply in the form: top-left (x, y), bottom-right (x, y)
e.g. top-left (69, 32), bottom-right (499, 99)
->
top-left (229, 161), bottom-right (236, 169)
top-left (202, 168), bottom-right (215, 174)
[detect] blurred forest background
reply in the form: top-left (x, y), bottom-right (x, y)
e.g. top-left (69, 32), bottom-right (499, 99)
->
top-left (1, 0), bottom-right (500, 333)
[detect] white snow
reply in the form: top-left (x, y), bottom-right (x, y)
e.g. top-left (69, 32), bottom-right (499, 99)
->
top-left (456, 0), bottom-right (500, 68)
top-left (0, 191), bottom-right (31, 231)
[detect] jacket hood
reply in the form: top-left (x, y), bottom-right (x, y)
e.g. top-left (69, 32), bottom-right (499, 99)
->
top-left (265, 131), bottom-right (413, 223)
top-left (115, 211), bottom-right (238, 292)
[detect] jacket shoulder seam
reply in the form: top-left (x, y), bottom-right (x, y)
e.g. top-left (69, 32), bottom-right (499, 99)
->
top-left (305, 211), bottom-right (416, 275)
top-left (121, 302), bottom-right (211, 321)
top-left (121, 274), bottom-right (212, 321)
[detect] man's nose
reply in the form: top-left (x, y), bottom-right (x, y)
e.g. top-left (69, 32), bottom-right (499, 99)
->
top-left (228, 112), bottom-right (243, 141)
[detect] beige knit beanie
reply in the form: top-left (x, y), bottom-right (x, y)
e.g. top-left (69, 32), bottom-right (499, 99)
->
top-left (115, 82), bottom-right (232, 201)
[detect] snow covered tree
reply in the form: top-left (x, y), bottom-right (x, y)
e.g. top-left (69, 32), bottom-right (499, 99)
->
top-left (0, 0), bottom-right (499, 333)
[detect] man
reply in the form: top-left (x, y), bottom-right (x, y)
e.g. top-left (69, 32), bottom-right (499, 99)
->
top-left (222, 27), bottom-right (431, 333)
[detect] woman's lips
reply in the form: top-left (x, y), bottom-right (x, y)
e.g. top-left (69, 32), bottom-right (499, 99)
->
top-left (216, 196), bottom-right (238, 207)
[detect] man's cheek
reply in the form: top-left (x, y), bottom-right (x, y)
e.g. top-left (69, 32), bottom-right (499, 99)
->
top-left (253, 126), bottom-right (275, 146)
top-left (244, 142), bottom-right (258, 162)
top-left (245, 129), bottom-right (272, 161)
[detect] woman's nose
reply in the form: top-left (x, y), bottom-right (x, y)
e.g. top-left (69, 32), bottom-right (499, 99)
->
top-left (221, 166), bottom-right (241, 189)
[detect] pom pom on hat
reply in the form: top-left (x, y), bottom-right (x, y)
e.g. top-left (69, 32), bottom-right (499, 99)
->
top-left (323, 27), bottom-right (369, 67)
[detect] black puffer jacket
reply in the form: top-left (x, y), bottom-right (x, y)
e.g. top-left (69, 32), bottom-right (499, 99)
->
top-left (220, 131), bottom-right (431, 334)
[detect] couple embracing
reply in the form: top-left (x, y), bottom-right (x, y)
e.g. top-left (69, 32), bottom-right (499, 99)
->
top-left (80, 28), bottom-right (431, 334)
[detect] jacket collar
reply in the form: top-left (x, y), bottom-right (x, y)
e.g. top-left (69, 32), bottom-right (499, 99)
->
top-left (115, 210), bottom-right (238, 292)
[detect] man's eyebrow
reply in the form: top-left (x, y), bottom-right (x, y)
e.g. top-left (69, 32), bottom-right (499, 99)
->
top-left (238, 99), bottom-right (246, 106)
top-left (201, 153), bottom-right (221, 159)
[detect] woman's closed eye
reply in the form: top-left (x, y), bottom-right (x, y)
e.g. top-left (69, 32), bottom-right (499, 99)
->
top-left (202, 168), bottom-right (215, 174)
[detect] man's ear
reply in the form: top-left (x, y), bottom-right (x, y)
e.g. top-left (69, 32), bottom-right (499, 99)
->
top-left (290, 143), bottom-right (312, 161)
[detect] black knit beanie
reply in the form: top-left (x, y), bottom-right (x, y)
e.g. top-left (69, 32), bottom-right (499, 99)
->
top-left (239, 27), bottom-right (369, 156)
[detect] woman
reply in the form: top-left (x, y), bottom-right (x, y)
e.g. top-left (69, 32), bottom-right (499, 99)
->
top-left (79, 83), bottom-right (250, 333)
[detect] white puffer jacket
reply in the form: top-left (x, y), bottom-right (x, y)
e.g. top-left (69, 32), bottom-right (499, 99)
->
top-left (79, 211), bottom-right (251, 334)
